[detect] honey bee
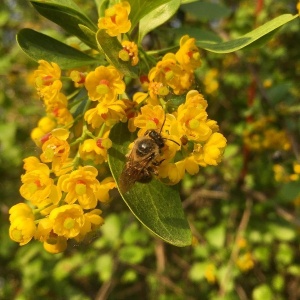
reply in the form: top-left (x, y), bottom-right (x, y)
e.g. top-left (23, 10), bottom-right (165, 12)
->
top-left (119, 130), bottom-right (167, 193)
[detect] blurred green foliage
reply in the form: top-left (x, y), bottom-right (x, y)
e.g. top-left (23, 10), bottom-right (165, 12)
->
top-left (1, 0), bottom-right (300, 299)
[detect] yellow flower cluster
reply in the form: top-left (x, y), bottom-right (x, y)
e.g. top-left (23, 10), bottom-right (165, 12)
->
top-left (235, 238), bottom-right (255, 272)
top-left (9, 1), bottom-right (227, 252)
top-left (243, 116), bottom-right (291, 152)
top-left (273, 161), bottom-right (300, 183)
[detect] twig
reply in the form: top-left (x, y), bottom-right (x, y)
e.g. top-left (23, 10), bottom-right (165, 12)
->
top-left (218, 197), bottom-right (253, 297)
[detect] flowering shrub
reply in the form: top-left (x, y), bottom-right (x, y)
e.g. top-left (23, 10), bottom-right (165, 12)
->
top-left (9, 0), bottom-right (299, 258)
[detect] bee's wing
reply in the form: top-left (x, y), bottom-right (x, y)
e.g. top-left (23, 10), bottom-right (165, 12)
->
top-left (118, 153), bottom-right (154, 194)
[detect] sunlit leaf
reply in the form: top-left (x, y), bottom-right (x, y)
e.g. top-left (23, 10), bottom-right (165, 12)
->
top-left (128, 0), bottom-right (172, 29)
top-left (196, 14), bottom-right (299, 53)
top-left (30, 0), bottom-right (98, 49)
top-left (17, 29), bottom-right (97, 69)
top-left (138, 0), bottom-right (180, 42)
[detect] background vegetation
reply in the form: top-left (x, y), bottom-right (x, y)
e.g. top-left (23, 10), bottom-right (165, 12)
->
top-left (1, 0), bottom-right (300, 299)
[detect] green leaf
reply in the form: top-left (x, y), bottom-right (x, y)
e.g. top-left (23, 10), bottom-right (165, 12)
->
top-left (205, 225), bottom-right (225, 249)
top-left (96, 29), bottom-right (138, 78)
top-left (196, 14), bottom-right (299, 53)
top-left (108, 122), bottom-right (192, 247)
top-left (252, 284), bottom-right (273, 300)
top-left (30, 0), bottom-right (98, 49)
top-left (128, 0), bottom-right (172, 30)
top-left (138, 0), bottom-right (180, 42)
top-left (17, 29), bottom-right (97, 69)
top-left (181, 1), bottom-right (231, 21)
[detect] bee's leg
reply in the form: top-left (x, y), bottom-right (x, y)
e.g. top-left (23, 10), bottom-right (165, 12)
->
top-left (153, 159), bottom-right (165, 166)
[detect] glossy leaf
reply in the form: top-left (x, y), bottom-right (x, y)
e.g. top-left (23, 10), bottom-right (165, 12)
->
top-left (196, 14), bottom-right (299, 53)
top-left (96, 29), bottom-right (138, 78)
top-left (181, 1), bottom-right (231, 21)
top-left (30, 0), bottom-right (98, 49)
top-left (17, 29), bottom-right (97, 69)
top-left (138, 0), bottom-right (180, 42)
top-left (128, 0), bottom-right (172, 30)
top-left (108, 122), bottom-right (192, 247)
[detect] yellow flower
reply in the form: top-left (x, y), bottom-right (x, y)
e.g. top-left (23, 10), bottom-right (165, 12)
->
top-left (159, 157), bottom-right (199, 184)
top-left (193, 133), bottom-right (227, 166)
top-left (134, 104), bottom-right (165, 134)
top-left (175, 35), bottom-right (201, 72)
top-left (58, 166), bottom-right (102, 209)
top-left (35, 218), bottom-right (55, 242)
top-left (294, 162), bottom-right (300, 174)
top-left (148, 81), bottom-right (169, 104)
top-left (177, 104), bottom-right (212, 142)
top-left (20, 162), bottom-right (60, 205)
top-left (49, 204), bottom-right (84, 238)
top-left (203, 69), bottom-right (219, 95)
top-left (40, 129), bottom-right (70, 169)
top-left (79, 136), bottom-right (112, 165)
top-left (9, 203), bottom-right (34, 223)
top-left (119, 40), bottom-right (139, 66)
top-left (95, 176), bottom-right (116, 203)
top-left (98, 1), bottom-right (131, 36)
top-left (43, 237), bottom-right (67, 254)
top-left (149, 53), bottom-right (192, 95)
top-left (9, 216), bottom-right (36, 246)
top-left (85, 66), bottom-right (125, 101)
top-left (84, 98), bottom-right (127, 128)
top-left (70, 70), bottom-right (86, 87)
top-left (34, 60), bottom-right (62, 100)
top-left (204, 263), bottom-right (216, 284)
top-left (31, 116), bottom-right (57, 147)
top-left (75, 209), bottom-right (104, 242)
top-left (236, 252), bottom-right (255, 272)
top-left (185, 90), bottom-right (208, 110)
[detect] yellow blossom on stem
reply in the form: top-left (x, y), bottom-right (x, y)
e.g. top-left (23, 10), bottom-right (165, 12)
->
top-left (134, 104), bottom-right (166, 134)
top-left (98, 1), bottom-right (131, 36)
top-left (204, 263), bottom-right (216, 284)
top-left (119, 40), bottom-right (139, 66)
top-left (58, 166), bottom-right (103, 209)
top-left (149, 53), bottom-right (193, 95)
top-left (49, 204), bottom-right (84, 239)
top-left (79, 136), bottom-right (112, 165)
top-left (236, 252), bottom-right (255, 272)
top-left (159, 157), bottom-right (199, 184)
top-left (44, 236), bottom-right (68, 254)
top-left (177, 104), bottom-right (212, 142)
top-left (185, 90), bottom-right (208, 110)
top-left (175, 35), bottom-right (201, 72)
top-left (35, 216), bottom-right (76, 253)
top-left (193, 133), bottom-right (227, 166)
top-left (9, 216), bottom-right (36, 246)
top-left (75, 209), bottom-right (104, 242)
top-left (95, 176), bottom-right (116, 203)
top-left (34, 60), bottom-right (62, 100)
top-left (84, 98), bottom-right (127, 128)
top-left (31, 116), bottom-right (57, 147)
top-left (40, 129), bottom-right (70, 169)
top-left (9, 203), bottom-right (34, 223)
top-left (20, 162), bottom-right (61, 205)
top-left (148, 81), bottom-right (169, 104)
top-left (85, 66), bottom-right (125, 101)
top-left (70, 70), bottom-right (86, 87)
